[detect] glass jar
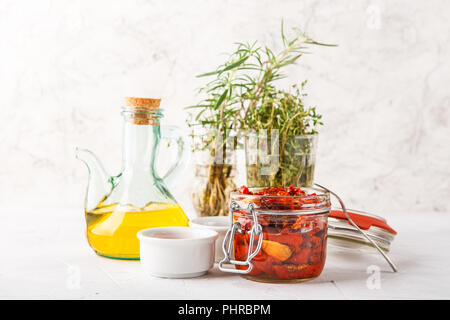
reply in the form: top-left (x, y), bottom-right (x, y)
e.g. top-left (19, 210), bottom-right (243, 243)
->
top-left (191, 163), bottom-right (236, 216)
top-left (245, 132), bottom-right (318, 187)
top-left (189, 128), bottom-right (237, 216)
top-left (220, 187), bottom-right (331, 283)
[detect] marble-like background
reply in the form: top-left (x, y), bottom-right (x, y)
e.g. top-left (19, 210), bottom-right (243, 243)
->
top-left (0, 0), bottom-right (449, 217)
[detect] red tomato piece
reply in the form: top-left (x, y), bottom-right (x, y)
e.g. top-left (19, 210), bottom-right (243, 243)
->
top-left (288, 247), bottom-right (312, 265)
top-left (239, 185), bottom-right (250, 194)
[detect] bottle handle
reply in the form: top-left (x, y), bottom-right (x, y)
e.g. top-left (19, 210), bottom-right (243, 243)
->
top-left (159, 125), bottom-right (189, 184)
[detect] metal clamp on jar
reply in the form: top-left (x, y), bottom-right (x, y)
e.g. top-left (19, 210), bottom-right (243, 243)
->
top-left (219, 202), bottom-right (264, 275)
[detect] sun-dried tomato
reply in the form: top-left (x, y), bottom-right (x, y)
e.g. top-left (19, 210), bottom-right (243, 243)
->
top-left (239, 185), bottom-right (251, 195)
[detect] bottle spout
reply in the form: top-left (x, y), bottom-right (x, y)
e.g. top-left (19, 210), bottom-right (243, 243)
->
top-left (76, 147), bottom-right (112, 210)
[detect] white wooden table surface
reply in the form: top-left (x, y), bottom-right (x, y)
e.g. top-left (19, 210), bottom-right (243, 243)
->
top-left (1, 208), bottom-right (449, 299)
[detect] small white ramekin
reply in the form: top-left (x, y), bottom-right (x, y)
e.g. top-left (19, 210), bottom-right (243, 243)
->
top-left (137, 227), bottom-right (218, 279)
top-left (189, 216), bottom-right (229, 263)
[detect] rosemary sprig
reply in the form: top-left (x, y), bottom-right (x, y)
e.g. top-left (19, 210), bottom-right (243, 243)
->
top-left (186, 22), bottom-right (333, 140)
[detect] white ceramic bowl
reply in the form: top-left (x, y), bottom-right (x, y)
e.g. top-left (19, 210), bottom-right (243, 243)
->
top-left (189, 216), bottom-right (230, 263)
top-left (137, 227), bottom-right (218, 279)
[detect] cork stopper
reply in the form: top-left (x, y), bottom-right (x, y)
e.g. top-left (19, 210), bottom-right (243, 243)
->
top-left (124, 97), bottom-right (161, 109)
top-left (123, 97), bottom-right (161, 125)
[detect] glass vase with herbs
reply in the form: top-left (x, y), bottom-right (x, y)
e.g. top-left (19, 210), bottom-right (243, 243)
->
top-left (189, 127), bottom-right (237, 217)
top-left (186, 22), bottom-right (333, 216)
top-left (244, 83), bottom-right (321, 187)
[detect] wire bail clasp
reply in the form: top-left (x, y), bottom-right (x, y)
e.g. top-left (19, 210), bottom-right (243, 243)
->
top-left (218, 201), bottom-right (263, 274)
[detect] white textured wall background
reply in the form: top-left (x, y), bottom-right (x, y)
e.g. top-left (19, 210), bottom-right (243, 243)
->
top-left (0, 0), bottom-right (449, 216)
